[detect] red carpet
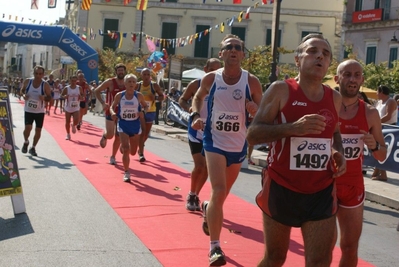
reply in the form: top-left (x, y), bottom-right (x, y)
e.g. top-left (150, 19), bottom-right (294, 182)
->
top-left (38, 110), bottom-right (374, 267)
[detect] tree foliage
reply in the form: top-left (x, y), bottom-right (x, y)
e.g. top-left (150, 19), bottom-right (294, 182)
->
top-left (96, 46), bottom-right (399, 94)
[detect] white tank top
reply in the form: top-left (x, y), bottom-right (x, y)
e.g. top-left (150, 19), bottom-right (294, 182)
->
top-left (64, 85), bottom-right (81, 113)
top-left (204, 68), bottom-right (250, 152)
top-left (376, 99), bottom-right (398, 125)
top-left (24, 79), bottom-right (45, 114)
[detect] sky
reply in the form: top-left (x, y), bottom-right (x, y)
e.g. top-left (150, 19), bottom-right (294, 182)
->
top-left (0, 0), bottom-right (66, 24)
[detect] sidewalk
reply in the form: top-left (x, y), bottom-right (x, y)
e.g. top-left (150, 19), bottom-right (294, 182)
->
top-left (151, 123), bottom-right (399, 210)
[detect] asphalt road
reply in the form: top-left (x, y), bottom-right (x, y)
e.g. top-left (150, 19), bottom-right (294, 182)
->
top-left (39, 110), bottom-right (399, 266)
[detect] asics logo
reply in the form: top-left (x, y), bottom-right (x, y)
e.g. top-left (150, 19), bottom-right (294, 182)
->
top-left (292, 100), bottom-right (307, 106)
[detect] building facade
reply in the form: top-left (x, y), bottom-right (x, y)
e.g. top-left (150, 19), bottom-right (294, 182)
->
top-left (342, 0), bottom-right (399, 67)
top-left (66, 0), bottom-right (344, 67)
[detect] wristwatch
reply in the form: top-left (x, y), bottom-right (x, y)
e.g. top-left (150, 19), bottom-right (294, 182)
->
top-left (190, 112), bottom-right (200, 121)
top-left (371, 141), bottom-right (380, 152)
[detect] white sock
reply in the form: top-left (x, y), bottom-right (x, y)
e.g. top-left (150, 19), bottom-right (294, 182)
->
top-left (210, 240), bottom-right (220, 251)
top-left (189, 191), bottom-right (196, 196)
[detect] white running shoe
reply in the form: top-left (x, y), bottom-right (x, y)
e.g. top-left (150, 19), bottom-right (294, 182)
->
top-left (109, 156), bottom-right (116, 165)
top-left (123, 171), bottom-right (130, 182)
top-left (65, 134), bottom-right (71, 140)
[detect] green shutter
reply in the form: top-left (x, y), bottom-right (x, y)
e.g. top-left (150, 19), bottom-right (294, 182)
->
top-left (355, 0), bottom-right (362, 11)
top-left (231, 27), bottom-right (246, 42)
top-left (103, 19), bottom-right (119, 50)
top-left (194, 25), bottom-right (210, 58)
top-left (266, 29), bottom-right (281, 46)
top-left (366, 47), bottom-right (376, 65)
top-left (389, 47), bottom-right (398, 68)
top-left (161, 22), bottom-right (177, 56)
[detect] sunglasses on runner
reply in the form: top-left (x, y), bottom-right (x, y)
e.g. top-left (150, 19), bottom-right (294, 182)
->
top-left (222, 44), bottom-right (242, 51)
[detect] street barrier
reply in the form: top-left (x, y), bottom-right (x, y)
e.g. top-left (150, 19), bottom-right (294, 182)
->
top-left (364, 124), bottom-right (399, 173)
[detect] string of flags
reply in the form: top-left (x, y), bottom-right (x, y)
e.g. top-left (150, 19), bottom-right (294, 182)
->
top-left (1, 0), bottom-right (282, 48)
top-left (87, 0), bottom-right (282, 49)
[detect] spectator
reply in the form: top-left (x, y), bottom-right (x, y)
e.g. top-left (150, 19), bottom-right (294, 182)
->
top-left (372, 85), bottom-right (398, 181)
top-left (169, 87), bottom-right (181, 102)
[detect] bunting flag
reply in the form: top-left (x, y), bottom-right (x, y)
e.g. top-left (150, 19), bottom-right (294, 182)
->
top-left (136, 0), bottom-right (148, 10)
top-left (238, 11), bottom-right (243, 22)
top-left (228, 16), bottom-right (235, 27)
top-left (245, 7), bottom-right (251, 19)
top-left (31, 0), bottom-right (39, 10)
top-left (48, 0), bottom-right (57, 8)
top-left (105, 0), bottom-right (111, 2)
top-left (262, 0), bottom-right (267, 4)
top-left (81, 0), bottom-right (92, 10)
top-left (65, 0), bottom-right (74, 10)
top-left (124, 0), bottom-right (132, 5)
top-left (115, 33), bottom-right (123, 49)
top-left (131, 33), bottom-right (137, 42)
top-left (99, 29), bottom-right (104, 36)
top-left (81, 34), bottom-right (87, 41)
top-left (233, 0), bottom-right (241, 3)
top-left (220, 22), bottom-right (224, 33)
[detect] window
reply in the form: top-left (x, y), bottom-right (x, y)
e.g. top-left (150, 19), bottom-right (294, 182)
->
top-left (103, 19), bottom-right (119, 50)
top-left (389, 47), bottom-right (398, 68)
top-left (11, 57), bottom-right (17, 71)
top-left (343, 50), bottom-right (350, 59)
top-left (231, 27), bottom-right (246, 42)
top-left (383, 0), bottom-right (391, 20)
top-left (165, 0), bottom-right (177, 2)
top-left (374, 0), bottom-right (380, 9)
top-left (355, 0), bottom-right (362, 11)
top-left (161, 22), bottom-right (177, 55)
top-left (18, 57), bottom-right (22, 72)
top-left (366, 46), bottom-right (376, 64)
top-left (266, 29), bottom-right (281, 47)
top-left (194, 25), bottom-right (210, 58)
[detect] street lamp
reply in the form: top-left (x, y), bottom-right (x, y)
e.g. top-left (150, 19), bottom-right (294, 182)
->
top-left (268, 0), bottom-right (281, 84)
top-left (391, 30), bottom-right (399, 42)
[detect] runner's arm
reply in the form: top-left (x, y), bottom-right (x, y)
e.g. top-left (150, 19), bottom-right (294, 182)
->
top-left (153, 83), bottom-right (164, 102)
top-left (179, 79), bottom-right (198, 112)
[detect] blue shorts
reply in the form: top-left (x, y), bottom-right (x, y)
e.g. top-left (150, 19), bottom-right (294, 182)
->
top-left (203, 145), bottom-right (247, 167)
top-left (144, 112), bottom-right (156, 123)
top-left (117, 119), bottom-right (141, 137)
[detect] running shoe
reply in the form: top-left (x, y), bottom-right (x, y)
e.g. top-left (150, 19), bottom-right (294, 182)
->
top-left (248, 159), bottom-right (255, 165)
top-left (123, 171), bottom-right (130, 182)
top-left (186, 194), bottom-right (201, 211)
top-left (139, 154), bottom-right (146, 162)
top-left (65, 134), bottom-right (71, 140)
top-left (201, 201), bottom-right (210, 236)
top-left (71, 123), bottom-right (76, 134)
top-left (109, 156), bottom-right (116, 165)
top-left (209, 246), bottom-right (226, 266)
top-left (21, 142), bottom-right (29, 154)
top-left (100, 135), bottom-right (107, 148)
top-left (28, 147), bottom-right (37, 156)
top-left (76, 122), bottom-right (81, 131)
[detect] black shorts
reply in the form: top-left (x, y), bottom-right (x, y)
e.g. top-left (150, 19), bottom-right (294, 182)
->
top-left (24, 112), bottom-right (45, 128)
top-left (188, 140), bottom-right (203, 155)
top-left (80, 101), bottom-right (86, 109)
top-left (257, 169), bottom-right (337, 227)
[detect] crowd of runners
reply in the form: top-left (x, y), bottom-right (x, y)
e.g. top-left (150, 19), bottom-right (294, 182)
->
top-left (14, 33), bottom-right (395, 267)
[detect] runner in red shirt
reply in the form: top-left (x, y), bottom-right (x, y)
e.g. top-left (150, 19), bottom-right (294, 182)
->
top-left (94, 63), bottom-right (126, 165)
top-left (335, 59), bottom-right (386, 267)
top-left (247, 34), bottom-right (346, 267)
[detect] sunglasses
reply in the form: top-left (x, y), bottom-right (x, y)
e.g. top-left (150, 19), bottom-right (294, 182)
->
top-left (222, 44), bottom-right (242, 51)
